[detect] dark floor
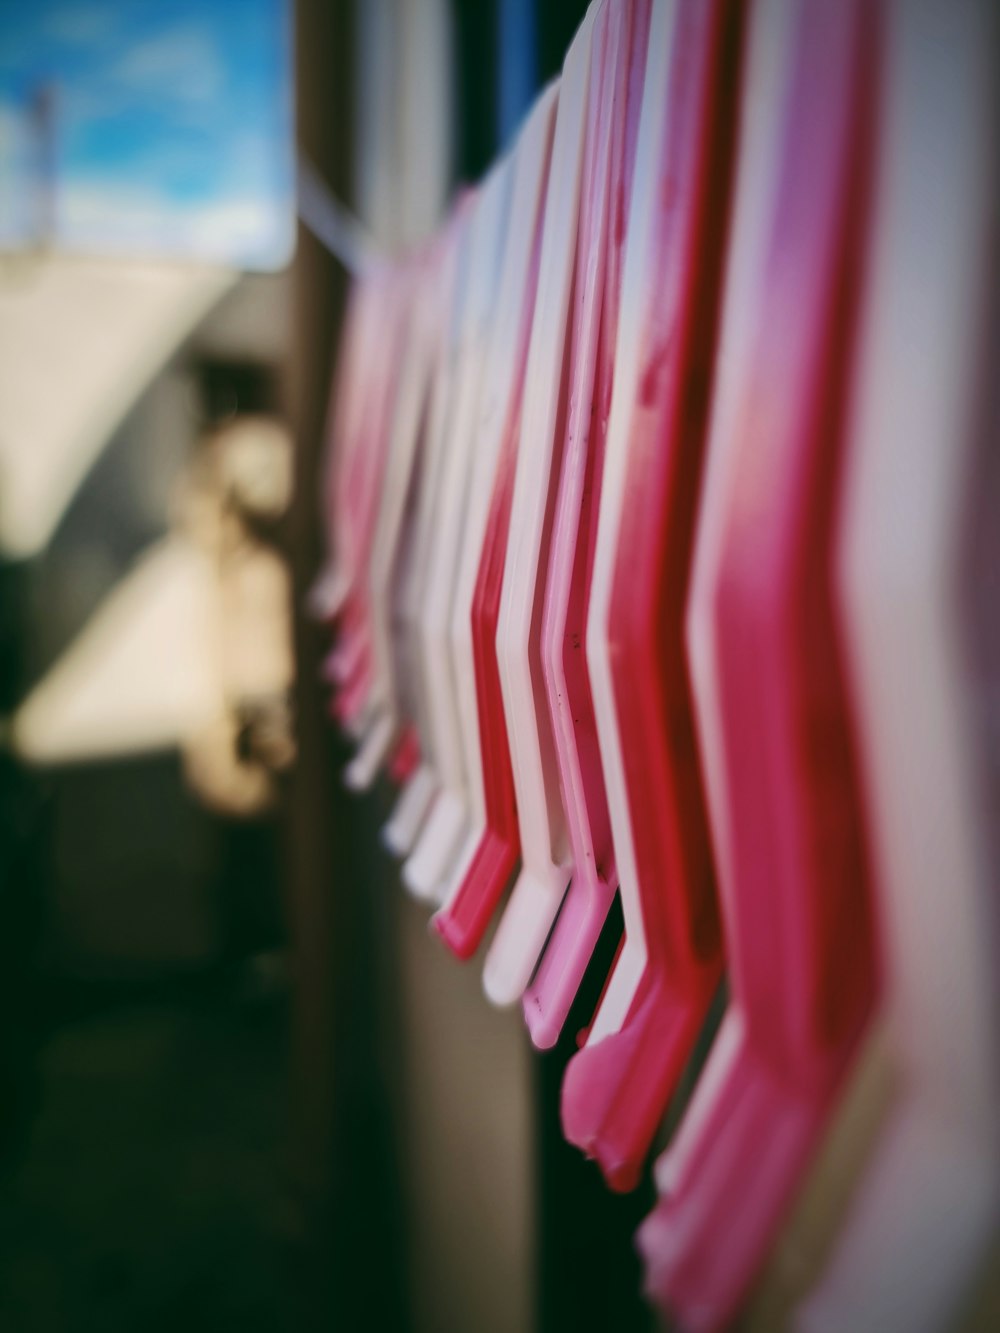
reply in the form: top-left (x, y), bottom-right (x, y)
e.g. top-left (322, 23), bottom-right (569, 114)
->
top-left (0, 968), bottom-right (289, 1333)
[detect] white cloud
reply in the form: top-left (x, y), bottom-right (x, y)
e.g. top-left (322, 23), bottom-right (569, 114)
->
top-left (113, 24), bottom-right (224, 104)
top-left (57, 178), bottom-right (294, 270)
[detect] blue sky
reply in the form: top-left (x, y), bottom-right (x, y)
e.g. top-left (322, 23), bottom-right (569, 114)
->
top-left (0, 0), bottom-right (294, 267)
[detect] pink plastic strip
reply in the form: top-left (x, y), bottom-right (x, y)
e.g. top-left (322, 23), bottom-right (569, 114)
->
top-left (638, 1), bottom-right (880, 1324)
top-left (525, 0), bottom-right (650, 1049)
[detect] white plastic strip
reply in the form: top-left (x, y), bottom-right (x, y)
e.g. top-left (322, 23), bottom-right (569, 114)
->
top-left (403, 156), bottom-right (514, 901)
top-left (483, 1), bottom-right (599, 1004)
top-left (439, 83), bottom-right (560, 908)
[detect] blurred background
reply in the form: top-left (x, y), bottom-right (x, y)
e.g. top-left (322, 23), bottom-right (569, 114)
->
top-left (0, 3), bottom-right (653, 1331)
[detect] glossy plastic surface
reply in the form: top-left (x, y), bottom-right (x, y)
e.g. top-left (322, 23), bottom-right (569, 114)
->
top-left (638, 0), bottom-right (880, 1323)
top-left (403, 160), bottom-right (513, 902)
top-left (483, 3), bottom-right (599, 1005)
top-left (346, 240), bottom-right (451, 791)
top-left (561, 0), bottom-right (737, 1187)
top-left (383, 197), bottom-right (475, 857)
top-left (522, 0), bottom-right (649, 1049)
top-left (432, 84), bottom-right (559, 958)
top-left (327, 269), bottom-right (413, 728)
top-left (800, 2), bottom-right (1000, 1328)
top-left (313, 280), bottom-right (372, 623)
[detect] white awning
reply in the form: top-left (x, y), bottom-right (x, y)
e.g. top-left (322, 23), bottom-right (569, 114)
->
top-left (0, 254), bottom-right (233, 559)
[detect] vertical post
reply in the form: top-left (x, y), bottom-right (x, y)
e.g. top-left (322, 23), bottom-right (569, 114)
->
top-left (286, 1), bottom-right (410, 1327)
